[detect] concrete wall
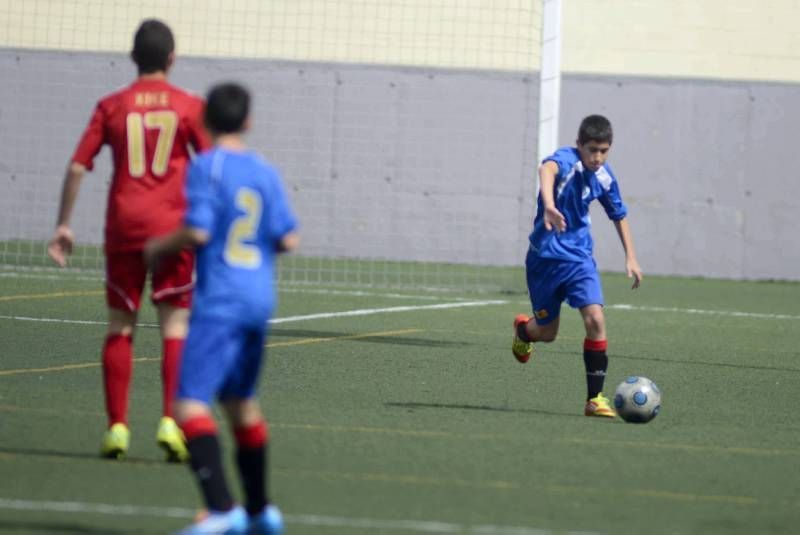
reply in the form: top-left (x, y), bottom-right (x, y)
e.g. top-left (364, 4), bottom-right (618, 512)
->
top-left (0, 49), bottom-right (538, 267)
top-left (1, 1), bottom-right (799, 280)
top-left (5, 0), bottom-right (800, 83)
top-left (561, 74), bottom-right (800, 280)
top-left (0, 0), bottom-right (542, 70)
top-left (562, 0), bottom-right (800, 83)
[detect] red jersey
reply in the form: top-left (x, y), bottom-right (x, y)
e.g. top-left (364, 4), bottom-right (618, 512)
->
top-left (72, 78), bottom-right (212, 252)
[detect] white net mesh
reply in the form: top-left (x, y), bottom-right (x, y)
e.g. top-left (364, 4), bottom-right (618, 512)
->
top-left (0, 0), bottom-right (545, 291)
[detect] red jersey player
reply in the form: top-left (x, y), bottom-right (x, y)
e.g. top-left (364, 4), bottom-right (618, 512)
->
top-left (47, 19), bottom-right (211, 462)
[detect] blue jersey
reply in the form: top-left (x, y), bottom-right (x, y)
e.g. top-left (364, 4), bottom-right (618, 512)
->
top-left (185, 147), bottom-right (298, 327)
top-left (529, 147), bottom-right (627, 262)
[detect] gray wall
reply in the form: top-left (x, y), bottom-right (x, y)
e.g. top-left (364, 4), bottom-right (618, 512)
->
top-left (562, 74), bottom-right (800, 281)
top-left (1, 49), bottom-right (798, 280)
top-left (0, 49), bottom-right (538, 269)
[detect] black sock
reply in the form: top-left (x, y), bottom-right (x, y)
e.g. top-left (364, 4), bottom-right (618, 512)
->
top-left (187, 434), bottom-right (235, 512)
top-left (237, 443), bottom-right (268, 515)
top-left (517, 322), bottom-right (531, 343)
top-left (583, 340), bottom-right (608, 399)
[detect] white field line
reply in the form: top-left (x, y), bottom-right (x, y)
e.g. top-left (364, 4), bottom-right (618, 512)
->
top-left (0, 271), bottom-right (105, 283)
top-left (607, 303), bottom-right (800, 321)
top-left (269, 300), bottom-right (507, 324)
top-left (0, 300), bottom-right (507, 328)
top-left (0, 498), bottom-right (590, 534)
top-left (280, 287), bottom-right (466, 301)
top-left (0, 270), bottom-right (467, 301)
top-left (0, 315), bottom-right (111, 326)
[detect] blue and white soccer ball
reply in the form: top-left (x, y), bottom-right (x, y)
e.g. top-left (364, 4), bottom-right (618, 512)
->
top-left (614, 376), bottom-right (661, 423)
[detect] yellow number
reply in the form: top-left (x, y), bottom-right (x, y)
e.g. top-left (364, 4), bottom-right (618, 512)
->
top-left (144, 111), bottom-right (178, 175)
top-left (224, 188), bottom-right (263, 269)
top-left (126, 113), bottom-right (145, 177)
top-left (126, 111), bottom-right (178, 177)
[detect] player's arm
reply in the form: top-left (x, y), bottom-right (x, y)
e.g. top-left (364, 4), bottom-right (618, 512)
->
top-left (144, 226), bottom-right (209, 271)
top-left (47, 163), bottom-right (86, 267)
top-left (49, 103), bottom-right (105, 267)
top-left (538, 160), bottom-right (566, 232)
top-left (612, 217), bottom-right (643, 289)
top-left (147, 158), bottom-right (215, 269)
top-left (277, 231), bottom-right (300, 253)
top-left (266, 167), bottom-right (300, 254)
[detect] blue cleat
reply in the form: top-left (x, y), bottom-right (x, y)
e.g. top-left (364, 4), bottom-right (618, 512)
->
top-left (248, 504), bottom-right (284, 535)
top-left (174, 506), bottom-right (247, 535)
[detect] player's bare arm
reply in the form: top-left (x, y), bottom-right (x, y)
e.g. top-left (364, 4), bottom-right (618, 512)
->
top-left (278, 231), bottom-right (300, 253)
top-left (538, 160), bottom-right (566, 232)
top-left (47, 162), bottom-right (87, 267)
top-left (613, 217), bottom-right (642, 289)
top-left (144, 226), bottom-right (209, 271)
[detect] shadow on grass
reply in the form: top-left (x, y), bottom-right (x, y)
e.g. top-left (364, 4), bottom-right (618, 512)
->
top-left (270, 328), bottom-right (463, 348)
top-left (517, 347), bottom-right (800, 373)
top-left (0, 520), bottom-right (131, 533)
top-left (0, 447), bottom-right (174, 466)
top-left (614, 352), bottom-right (800, 373)
top-left (384, 401), bottom-right (584, 418)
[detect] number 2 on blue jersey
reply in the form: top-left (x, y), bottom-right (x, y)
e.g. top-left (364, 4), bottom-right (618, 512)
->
top-left (224, 187), bottom-right (263, 269)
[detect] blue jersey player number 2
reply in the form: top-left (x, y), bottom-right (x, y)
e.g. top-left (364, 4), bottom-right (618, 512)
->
top-left (145, 83), bottom-right (298, 535)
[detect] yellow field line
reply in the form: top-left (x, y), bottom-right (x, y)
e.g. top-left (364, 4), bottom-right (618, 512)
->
top-left (626, 488), bottom-right (757, 505)
top-left (274, 422), bottom-right (451, 438)
top-left (0, 329), bottom-right (420, 377)
top-left (275, 468), bottom-right (758, 505)
top-left (0, 357), bottom-right (159, 377)
top-left (272, 422), bottom-right (800, 458)
top-left (558, 437), bottom-right (799, 458)
top-left (0, 397), bottom-right (796, 462)
top-left (0, 290), bottom-right (104, 302)
top-left (275, 467), bottom-right (518, 490)
top-left (266, 328), bottom-right (421, 348)
top-left (0, 404), bottom-right (106, 418)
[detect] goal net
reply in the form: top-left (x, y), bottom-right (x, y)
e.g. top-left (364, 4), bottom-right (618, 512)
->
top-left (0, 0), bottom-right (546, 292)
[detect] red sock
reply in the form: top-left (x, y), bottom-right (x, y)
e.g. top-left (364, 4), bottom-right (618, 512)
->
top-left (102, 334), bottom-right (133, 427)
top-left (235, 421), bottom-right (270, 514)
top-left (234, 420), bottom-right (269, 449)
top-left (161, 338), bottom-right (184, 419)
top-left (180, 415), bottom-right (218, 440)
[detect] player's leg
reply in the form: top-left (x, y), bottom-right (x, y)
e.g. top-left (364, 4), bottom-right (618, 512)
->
top-left (177, 400), bottom-right (243, 518)
top-left (158, 304), bottom-right (190, 417)
top-left (220, 328), bottom-right (284, 534)
top-left (101, 251), bottom-right (145, 459)
top-left (152, 249), bottom-right (193, 462)
top-left (566, 261), bottom-right (615, 417)
top-left (513, 252), bottom-right (565, 362)
top-left (174, 320), bottom-right (247, 534)
top-left (579, 305), bottom-right (614, 417)
top-left (154, 302), bottom-right (190, 462)
top-left (221, 398), bottom-right (282, 534)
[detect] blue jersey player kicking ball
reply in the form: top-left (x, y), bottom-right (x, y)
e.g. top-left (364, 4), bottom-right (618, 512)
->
top-left (512, 115), bottom-right (643, 418)
top-left (145, 82), bottom-right (299, 534)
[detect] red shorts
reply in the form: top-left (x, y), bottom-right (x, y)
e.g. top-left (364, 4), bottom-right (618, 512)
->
top-left (105, 249), bottom-right (194, 311)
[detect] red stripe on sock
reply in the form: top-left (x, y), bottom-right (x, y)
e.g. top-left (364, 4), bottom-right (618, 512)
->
top-left (234, 421), bottom-right (269, 449)
top-left (102, 333), bottom-right (133, 426)
top-left (584, 338), bottom-right (608, 352)
top-left (180, 416), bottom-right (218, 440)
top-left (161, 338), bottom-right (184, 418)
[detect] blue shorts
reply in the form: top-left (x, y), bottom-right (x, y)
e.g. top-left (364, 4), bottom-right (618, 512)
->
top-left (178, 316), bottom-right (267, 404)
top-left (525, 248), bottom-right (604, 325)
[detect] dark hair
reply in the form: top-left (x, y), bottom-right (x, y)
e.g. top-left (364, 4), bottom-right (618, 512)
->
top-left (132, 19), bottom-right (175, 74)
top-left (205, 83), bottom-right (251, 134)
top-left (577, 114), bottom-right (613, 145)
